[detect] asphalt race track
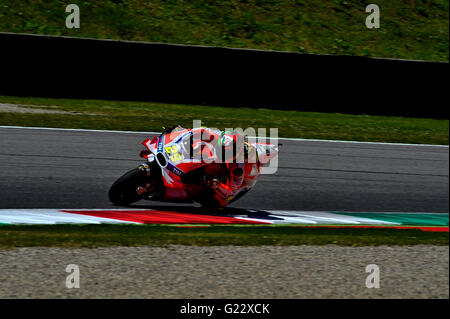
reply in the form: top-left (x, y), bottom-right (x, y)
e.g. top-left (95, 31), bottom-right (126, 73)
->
top-left (0, 127), bottom-right (448, 213)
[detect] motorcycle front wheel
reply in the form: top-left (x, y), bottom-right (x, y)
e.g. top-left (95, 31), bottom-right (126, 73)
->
top-left (108, 168), bottom-right (147, 205)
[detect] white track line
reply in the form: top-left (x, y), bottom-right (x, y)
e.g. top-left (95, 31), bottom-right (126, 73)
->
top-left (0, 125), bottom-right (160, 135)
top-left (0, 209), bottom-right (139, 225)
top-left (0, 125), bottom-right (448, 147)
top-left (266, 137), bottom-right (448, 147)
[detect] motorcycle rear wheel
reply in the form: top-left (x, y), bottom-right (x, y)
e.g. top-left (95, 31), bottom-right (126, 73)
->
top-left (108, 168), bottom-right (147, 205)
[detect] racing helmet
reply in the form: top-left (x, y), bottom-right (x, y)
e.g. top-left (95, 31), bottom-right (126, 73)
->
top-left (218, 130), bottom-right (245, 163)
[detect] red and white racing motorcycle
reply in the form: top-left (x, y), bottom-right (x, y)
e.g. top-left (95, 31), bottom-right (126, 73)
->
top-left (108, 126), bottom-right (280, 207)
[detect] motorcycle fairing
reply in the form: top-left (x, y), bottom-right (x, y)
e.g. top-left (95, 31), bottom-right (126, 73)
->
top-left (142, 129), bottom-right (213, 200)
top-left (254, 143), bottom-right (279, 165)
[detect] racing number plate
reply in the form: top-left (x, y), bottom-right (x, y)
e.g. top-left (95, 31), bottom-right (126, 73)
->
top-left (165, 145), bottom-right (183, 163)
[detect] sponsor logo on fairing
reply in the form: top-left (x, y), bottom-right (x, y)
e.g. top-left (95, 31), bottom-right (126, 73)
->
top-left (166, 163), bottom-right (184, 176)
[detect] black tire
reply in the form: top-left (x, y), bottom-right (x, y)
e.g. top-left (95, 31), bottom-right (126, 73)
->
top-left (198, 198), bottom-right (221, 208)
top-left (108, 168), bottom-right (147, 205)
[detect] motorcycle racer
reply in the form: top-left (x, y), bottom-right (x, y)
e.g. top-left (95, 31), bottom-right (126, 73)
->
top-left (108, 124), bottom-right (279, 207)
top-left (168, 126), bottom-right (248, 207)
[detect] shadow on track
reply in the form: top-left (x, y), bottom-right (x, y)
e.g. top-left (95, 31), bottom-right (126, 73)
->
top-left (122, 204), bottom-right (285, 222)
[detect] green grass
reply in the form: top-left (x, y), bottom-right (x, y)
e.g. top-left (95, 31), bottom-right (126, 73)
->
top-left (0, 224), bottom-right (447, 248)
top-left (0, 95), bottom-right (448, 145)
top-left (0, 0), bottom-right (448, 61)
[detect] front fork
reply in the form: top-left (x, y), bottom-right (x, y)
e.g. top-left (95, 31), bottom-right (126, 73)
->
top-left (138, 162), bottom-right (152, 176)
top-left (136, 162), bottom-right (154, 196)
top-left (136, 158), bottom-right (165, 199)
